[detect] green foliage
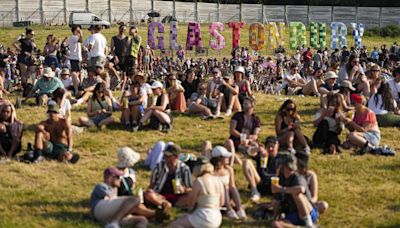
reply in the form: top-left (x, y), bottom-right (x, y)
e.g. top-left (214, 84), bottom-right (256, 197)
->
top-left (364, 25), bottom-right (400, 37)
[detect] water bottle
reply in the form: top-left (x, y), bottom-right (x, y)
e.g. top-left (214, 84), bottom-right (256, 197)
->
top-left (137, 188), bottom-right (144, 204)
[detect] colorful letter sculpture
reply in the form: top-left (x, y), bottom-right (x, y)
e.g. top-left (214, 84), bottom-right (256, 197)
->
top-left (170, 21), bottom-right (180, 50)
top-left (148, 22), bottom-right (165, 50)
top-left (186, 22), bottom-right (203, 50)
top-left (351, 23), bottom-right (365, 48)
top-left (310, 22), bottom-right (327, 49)
top-left (228, 22), bottom-right (245, 49)
top-left (330, 22), bottom-right (347, 49)
top-left (289, 22), bottom-right (307, 49)
top-left (269, 22), bottom-right (286, 49)
top-left (209, 22), bottom-right (225, 51)
top-left (249, 23), bottom-right (266, 51)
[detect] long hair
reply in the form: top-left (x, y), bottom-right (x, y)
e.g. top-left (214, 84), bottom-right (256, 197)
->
top-left (278, 99), bottom-right (298, 118)
top-left (91, 83), bottom-right (105, 101)
top-left (327, 93), bottom-right (344, 113)
top-left (346, 55), bottom-right (358, 75)
top-left (375, 83), bottom-right (395, 111)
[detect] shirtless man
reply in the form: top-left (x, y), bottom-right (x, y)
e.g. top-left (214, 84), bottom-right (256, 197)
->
top-left (34, 103), bottom-right (79, 163)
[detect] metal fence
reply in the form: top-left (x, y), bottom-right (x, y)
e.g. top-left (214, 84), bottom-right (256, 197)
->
top-left (1, 0), bottom-right (400, 28)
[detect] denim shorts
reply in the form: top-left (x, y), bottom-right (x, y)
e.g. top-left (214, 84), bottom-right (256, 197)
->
top-left (285, 207), bottom-right (319, 226)
top-left (364, 131), bottom-right (381, 147)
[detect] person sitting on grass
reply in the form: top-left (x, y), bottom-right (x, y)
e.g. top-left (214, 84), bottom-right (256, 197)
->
top-left (74, 66), bottom-right (99, 105)
top-left (275, 99), bottom-right (310, 154)
top-left (139, 81), bottom-right (172, 132)
top-left (342, 94), bottom-right (381, 155)
top-left (144, 144), bottom-right (192, 212)
top-left (33, 103), bottom-right (79, 163)
top-left (210, 146), bottom-right (247, 220)
top-left (271, 152), bottom-right (319, 228)
top-left (90, 167), bottom-right (148, 228)
top-left (217, 73), bottom-right (241, 116)
top-left (301, 67), bottom-right (323, 97)
top-left (23, 67), bottom-right (64, 106)
top-left (188, 84), bottom-right (217, 120)
top-left (0, 101), bottom-right (23, 159)
top-left (79, 83), bottom-right (114, 130)
top-left (115, 147), bottom-right (168, 223)
top-left (119, 80), bottom-right (144, 131)
top-left (166, 72), bottom-right (186, 113)
top-left (229, 96), bottom-right (261, 157)
top-left (295, 152), bottom-right (329, 215)
top-left (368, 83), bottom-right (400, 127)
top-left (171, 157), bottom-right (225, 228)
top-left (283, 64), bottom-right (306, 96)
top-left (243, 136), bottom-right (279, 202)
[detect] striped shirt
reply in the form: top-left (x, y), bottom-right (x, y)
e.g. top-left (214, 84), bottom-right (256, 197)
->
top-left (150, 160), bottom-right (192, 193)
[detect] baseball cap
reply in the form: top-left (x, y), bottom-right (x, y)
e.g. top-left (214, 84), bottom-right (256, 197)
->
top-left (276, 152), bottom-right (297, 170)
top-left (211, 146), bottom-right (232, 158)
top-left (61, 68), bottom-right (70, 75)
top-left (104, 167), bottom-right (124, 178)
top-left (350, 93), bottom-right (363, 104)
top-left (265, 136), bottom-right (278, 145)
top-left (234, 66), bottom-right (245, 74)
top-left (164, 144), bottom-right (181, 157)
top-left (295, 152), bottom-right (309, 168)
top-left (43, 67), bottom-right (55, 78)
top-left (151, 81), bottom-right (163, 89)
top-left (340, 80), bottom-right (356, 91)
top-left (47, 103), bottom-right (60, 113)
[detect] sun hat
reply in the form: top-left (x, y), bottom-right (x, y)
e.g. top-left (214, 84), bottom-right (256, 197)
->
top-left (116, 147), bottom-right (141, 168)
top-left (211, 146), bottom-right (232, 158)
top-left (47, 103), bottom-right (59, 113)
top-left (340, 80), bottom-right (356, 91)
top-left (43, 67), bottom-right (55, 78)
top-left (151, 81), bottom-right (163, 89)
top-left (324, 71), bottom-right (338, 80)
top-left (61, 68), bottom-right (70, 75)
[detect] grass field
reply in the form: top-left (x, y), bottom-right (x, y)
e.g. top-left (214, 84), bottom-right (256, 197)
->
top-left (0, 25), bottom-right (400, 227)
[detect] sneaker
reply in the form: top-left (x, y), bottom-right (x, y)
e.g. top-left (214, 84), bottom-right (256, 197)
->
top-left (356, 143), bottom-right (371, 155)
top-left (225, 109), bottom-right (232, 116)
top-left (304, 146), bottom-right (311, 155)
top-left (33, 155), bottom-right (44, 163)
top-left (132, 124), bottom-right (139, 132)
top-left (236, 208), bottom-right (247, 220)
top-left (104, 222), bottom-right (120, 228)
top-left (215, 110), bottom-right (221, 117)
top-left (226, 209), bottom-right (239, 220)
top-left (250, 189), bottom-right (261, 202)
top-left (163, 123), bottom-right (173, 132)
top-left (288, 148), bottom-right (296, 154)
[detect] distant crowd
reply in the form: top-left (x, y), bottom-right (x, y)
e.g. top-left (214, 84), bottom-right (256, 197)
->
top-left (0, 24), bottom-right (398, 227)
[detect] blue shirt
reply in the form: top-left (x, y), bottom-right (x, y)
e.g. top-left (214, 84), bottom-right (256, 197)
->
top-left (33, 77), bottom-right (64, 96)
top-left (90, 183), bottom-right (116, 214)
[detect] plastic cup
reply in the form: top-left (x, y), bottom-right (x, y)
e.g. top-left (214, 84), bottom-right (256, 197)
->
top-left (271, 177), bottom-right (279, 186)
top-left (240, 133), bottom-right (247, 144)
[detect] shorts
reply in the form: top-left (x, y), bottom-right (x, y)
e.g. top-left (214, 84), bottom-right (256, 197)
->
top-left (43, 141), bottom-right (69, 159)
top-left (285, 207), bottom-right (319, 226)
top-left (90, 56), bottom-right (106, 69)
top-left (70, 59), bottom-right (82, 72)
top-left (188, 208), bottom-right (222, 228)
top-left (363, 131), bottom-right (380, 147)
top-left (18, 54), bottom-right (35, 66)
top-left (94, 197), bottom-right (129, 223)
top-left (124, 56), bottom-right (137, 74)
top-left (161, 193), bottom-right (183, 205)
top-left (91, 113), bottom-right (111, 126)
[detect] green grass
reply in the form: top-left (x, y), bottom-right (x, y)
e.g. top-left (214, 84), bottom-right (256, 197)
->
top-left (1, 25), bottom-right (400, 227)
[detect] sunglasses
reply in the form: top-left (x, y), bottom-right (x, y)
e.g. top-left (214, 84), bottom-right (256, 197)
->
top-left (372, 69), bottom-right (380, 72)
top-left (286, 107), bottom-right (295, 111)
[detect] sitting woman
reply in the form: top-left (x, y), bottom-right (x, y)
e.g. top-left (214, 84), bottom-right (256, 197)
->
top-left (0, 101), bottom-right (23, 158)
top-left (368, 83), bottom-right (400, 127)
top-left (234, 66), bottom-right (253, 106)
top-left (301, 67), bottom-right (324, 97)
top-left (313, 93), bottom-right (345, 154)
top-left (338, 55), bottom-right (370, 98)
top-left (79, 83), bottom-right (114, 129)
top-left (166, 72), bottom-right (186, 113)
top-left (188, 84), bottom-right (216, 120)
top-left (217, 73), bottom-right (241, 116)
top-left (139, 81), bottom-right (172, 132)
top-left (171, 157), bottom-right (225, 228)
top-left (275, 99), bottom-right (310, 154)
top-left (367, 65), bottom-right (382, 96)
top-left (120, 81), bottom-right (144, 131)
top-left (343, 94), bottom-right (381, 154)
top-left (210, 146), bottom-right (247, 220)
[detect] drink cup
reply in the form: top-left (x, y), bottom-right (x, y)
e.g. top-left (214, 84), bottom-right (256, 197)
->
top-left (347, 110), bottom-right (354, 119)
top-left (138, 188), bottom-right (144, 204)
top-left (173, 179), bottom-right (181, 194)
top-left (240, 133), bottom-right (247, 144)
top-left (271, 177), bottom-right (280, 186)
top-left (123, 98), bottom-right (129, 109)
top-left (261, 155), bottom-right (268, 168)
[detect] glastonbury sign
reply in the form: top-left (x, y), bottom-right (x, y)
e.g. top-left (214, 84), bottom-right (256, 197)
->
top-left (147, 21), bottom-right (365, 51)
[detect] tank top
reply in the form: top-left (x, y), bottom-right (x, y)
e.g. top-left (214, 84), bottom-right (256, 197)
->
top-left (197, 178), bottom-right (220, 208)
top-left (217, 174), bottom-right (230, 186)
top-left (155, 94), bottom-right (170, 111)
top-left (112, 36), bottom-right (128, 57)
top-left (19, 38), bottom-right (34, 53)
top-left (91, 97), bottom-right (110, 112)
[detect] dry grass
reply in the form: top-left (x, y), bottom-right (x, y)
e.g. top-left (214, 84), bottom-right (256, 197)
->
top-left (0, 25), bottom-right (400, 227)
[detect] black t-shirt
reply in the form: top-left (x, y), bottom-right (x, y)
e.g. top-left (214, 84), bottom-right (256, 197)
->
top-left (279, 172), bottom-right (312, 213)
top-left (182, 79), bottom-right (200, 100)
top-left (160, 172), bottom-right (175, 195)
top-left (19, 38), bottom-right (34, 53)
top-left (0, 54), bottom-right (8, 68)
top-left (252, 153), bottom-right (277, 183)
top-left (118, 176), bottom-right (134, 196)
top-left (321, 83), bottom-right (340, 91)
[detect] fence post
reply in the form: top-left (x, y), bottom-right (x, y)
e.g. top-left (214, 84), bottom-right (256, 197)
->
top-left (39, 0), bottom-right (44, 24)
top-left (307, 5), bottom-right (310, 26)
top-left (129, 0), bottom-right (133, 24)
top-left (355, 6), bottom-right (358, 24)
top-left (239, 3), bottom-right (242, 22)
top-left (151, 0), bottom-right (154, 12)
top-left (86, 0), bottom-right (89, 11)
top-left (261, 4), bottom-right (264, 23)
top-left (173, 0), bottom-right (176, 18)
top-left (284, 5), bottom-right (287, 24)
top-left (15, 0), bottom-right (19, 21)
top-left (195, 0), bottom-right (198, 21)
top-left (108, 0), bottom-right (112, 23)
top-left (331, 6), bottom-right (334, 22)
top-left (217, 1), bottom-right (220, 22)
top-left (63, 0), bottom-right (67, 24)
top-left (379, 7), bottom-right (382, 28)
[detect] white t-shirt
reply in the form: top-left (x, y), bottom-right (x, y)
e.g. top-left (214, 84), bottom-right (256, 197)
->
top-left (140, 83), bottom-right (152, 108)
top-left (61, 77), bottom-right (73, 88)
top-left (68, 35), bottom-right (82, 61)
top-left (368, 94), bottom-right (397, 115)
top-left (283, 73), bottom-right (302, 86)
top-left (386, 78), bottom-right (400, 101)
top-left (59, 99), bottom-right (72, 119)
top-left (83, 35), bottom-right (93, 58)
top-left (89, 33), bottom-right (107, 58)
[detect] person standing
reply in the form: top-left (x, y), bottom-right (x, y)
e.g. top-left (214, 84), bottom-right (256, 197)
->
top-left (88, 25), bottom-right (107, 75)
top-left (67, 25), bottom-right (83, 95)
top-left (125, 26), bottom-right (142, 76)
top-left (110, 24), bottom-right (129, 73)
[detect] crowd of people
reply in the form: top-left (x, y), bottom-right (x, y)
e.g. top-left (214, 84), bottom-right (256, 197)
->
top-left (0, 24), bottom-right (398, 227)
